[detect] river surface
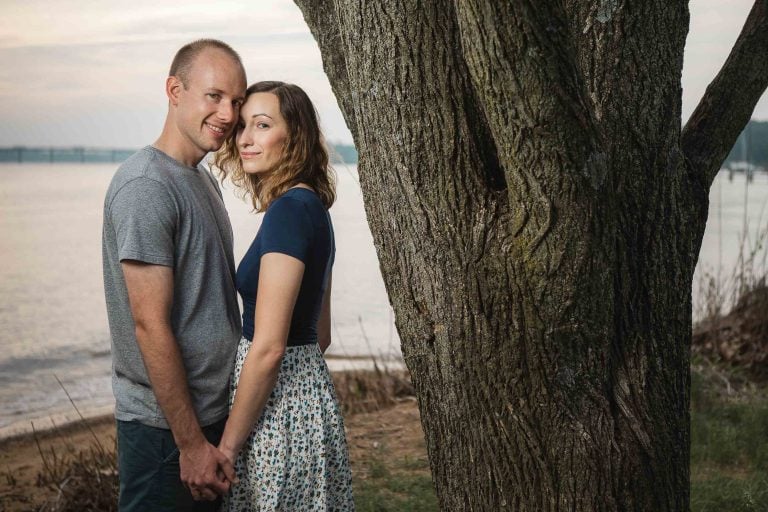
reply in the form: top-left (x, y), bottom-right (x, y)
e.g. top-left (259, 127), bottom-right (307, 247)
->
top-left (0, 164), bottom-right (766, 437)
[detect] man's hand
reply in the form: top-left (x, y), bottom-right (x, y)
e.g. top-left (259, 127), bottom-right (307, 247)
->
top-left (180, 439), bottom-right (238, 501)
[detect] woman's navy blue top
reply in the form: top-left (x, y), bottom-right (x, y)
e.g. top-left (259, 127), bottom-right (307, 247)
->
top-left (236, 188), bottom-right (335, 346)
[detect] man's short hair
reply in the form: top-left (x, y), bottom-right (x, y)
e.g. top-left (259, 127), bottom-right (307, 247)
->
top-left (169, 39), bottom-right (244, 88)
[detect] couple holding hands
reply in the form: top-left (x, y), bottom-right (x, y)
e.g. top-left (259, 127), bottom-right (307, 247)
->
top-left (102, 39), bottom-right (354, 511)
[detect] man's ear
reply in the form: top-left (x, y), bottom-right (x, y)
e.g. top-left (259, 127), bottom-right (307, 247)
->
top-left (166, 76), bottom-right (183, 106)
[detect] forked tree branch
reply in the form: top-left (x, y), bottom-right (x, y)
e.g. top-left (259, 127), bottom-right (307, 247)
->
top-left (682, 0), bottom-right (768, 188)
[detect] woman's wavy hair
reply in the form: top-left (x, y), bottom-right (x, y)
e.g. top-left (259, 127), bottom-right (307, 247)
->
top-left (213, 81), bottom-right (335, 212)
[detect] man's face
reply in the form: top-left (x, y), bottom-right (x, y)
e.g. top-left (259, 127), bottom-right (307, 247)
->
top-left (173, 49), bottom-right (246, 160)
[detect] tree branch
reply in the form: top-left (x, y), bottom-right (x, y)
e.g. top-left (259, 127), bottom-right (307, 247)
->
top-left (293, 1), bottom-right (359, 143)
top-left (681, 0), bottom-right (768, 188)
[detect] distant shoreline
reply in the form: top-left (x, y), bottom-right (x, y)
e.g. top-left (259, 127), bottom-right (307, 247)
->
top-left (0, 144), bottom-right (359, 165)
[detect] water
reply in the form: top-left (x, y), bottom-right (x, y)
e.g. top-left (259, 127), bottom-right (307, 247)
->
top-left (1, 165), bottom-right (766, 438)
top-left (0, 162), bottom-right (399, 437)
top-left (694, 171), bottom-right (768, 317)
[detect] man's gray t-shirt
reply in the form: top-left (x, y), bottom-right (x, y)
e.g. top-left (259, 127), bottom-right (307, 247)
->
top-left (102, 146), bottom-right (241, 429)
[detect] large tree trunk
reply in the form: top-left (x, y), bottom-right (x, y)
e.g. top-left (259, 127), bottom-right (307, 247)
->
top-left (295, 1), bottom-right (768, 510)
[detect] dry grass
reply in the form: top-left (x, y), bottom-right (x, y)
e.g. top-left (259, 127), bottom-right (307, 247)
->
top-left (33, 440), bottom-right (118, 512)
top-left (333, 364), bottom-right (414, 415)
top-left (693, 197), bottom-right (768, 380)
top-left (693, 282), bottom-right (768, 381)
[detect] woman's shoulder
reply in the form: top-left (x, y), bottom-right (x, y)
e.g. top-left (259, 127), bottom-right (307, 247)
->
top-left (283, 186), bottom-right (322, 202)
top-left (263, 188), bottom-right (321, 227)
top-left (259, 188), bottom-right (329, 251)
top-left (272, 187), bottom-right (325, 212)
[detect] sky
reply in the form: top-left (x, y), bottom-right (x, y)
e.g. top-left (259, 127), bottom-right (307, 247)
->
top-left (0, 0), bottom-right (765, 148)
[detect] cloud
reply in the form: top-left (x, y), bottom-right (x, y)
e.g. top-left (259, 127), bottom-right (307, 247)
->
top-left (0, 0), bottom-right (309, 49)
top-left (0, 1), bottom-right (353, 146)
top-left (0, 0), bottom-right (765, 147)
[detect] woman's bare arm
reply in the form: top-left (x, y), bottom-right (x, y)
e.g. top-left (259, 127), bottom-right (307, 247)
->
top-left (217, 253), bottom-right (304, 461)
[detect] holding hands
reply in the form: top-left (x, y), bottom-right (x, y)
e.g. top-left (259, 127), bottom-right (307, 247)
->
top-left (181, 439), bottom-right (238, 501)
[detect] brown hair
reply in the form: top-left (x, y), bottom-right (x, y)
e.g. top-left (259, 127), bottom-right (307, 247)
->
top-left (169, 39), bottom-right (244, 88)
top-left (213, 81), bottom-right (336, 212)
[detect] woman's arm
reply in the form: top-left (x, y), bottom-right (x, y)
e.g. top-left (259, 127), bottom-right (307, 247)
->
top-left (318, 270), bottom-right (332, 353)
top-left (218, 252), bottom-right (305, 462)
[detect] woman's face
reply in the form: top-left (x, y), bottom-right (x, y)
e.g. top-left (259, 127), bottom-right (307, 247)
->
top-left (236, 92), bottom-right (288, 175)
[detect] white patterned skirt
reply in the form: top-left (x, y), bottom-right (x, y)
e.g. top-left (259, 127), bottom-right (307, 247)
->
top-left (224, 338), bottom-right (355, 512)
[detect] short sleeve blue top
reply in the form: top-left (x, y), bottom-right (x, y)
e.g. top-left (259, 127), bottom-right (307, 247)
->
top-left (236, 188), bottom-right (335, 346)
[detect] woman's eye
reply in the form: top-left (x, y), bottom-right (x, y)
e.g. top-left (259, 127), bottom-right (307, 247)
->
top-left (257, 122), bottom-right (269, 129)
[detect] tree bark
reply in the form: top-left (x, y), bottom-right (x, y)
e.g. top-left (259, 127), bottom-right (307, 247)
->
top-left (294, 1), bottom-right (768, 510)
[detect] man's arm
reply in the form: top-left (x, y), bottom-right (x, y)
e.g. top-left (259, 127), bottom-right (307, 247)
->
top-left (121, 260), bottom-right (237, 500)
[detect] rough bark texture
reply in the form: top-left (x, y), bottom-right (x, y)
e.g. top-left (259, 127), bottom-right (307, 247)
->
top-left (294, 1), bottom-right (768, 510)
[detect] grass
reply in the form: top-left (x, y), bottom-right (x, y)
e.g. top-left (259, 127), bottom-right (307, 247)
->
top-left (353, 443), bottom-right (438, 512)
top-left (691, 357), bottom-right (768, 512)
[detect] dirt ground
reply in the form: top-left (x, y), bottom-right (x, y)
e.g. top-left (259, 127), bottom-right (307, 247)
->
top-left (0, 399), bottom-right (427, 511)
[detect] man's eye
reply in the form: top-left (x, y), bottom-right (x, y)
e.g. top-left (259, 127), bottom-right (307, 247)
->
top-left (208, 93), bottom-right (221, 101)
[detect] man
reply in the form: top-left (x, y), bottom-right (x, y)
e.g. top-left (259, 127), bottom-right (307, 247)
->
top-left (102, 39), bottom-right (246, 510)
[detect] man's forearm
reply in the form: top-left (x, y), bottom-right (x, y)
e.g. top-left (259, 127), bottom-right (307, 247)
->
top-left (135, 323), bottom-right (205, 448)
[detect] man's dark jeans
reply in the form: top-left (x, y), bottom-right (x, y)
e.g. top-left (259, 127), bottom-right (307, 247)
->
top-left (116, 418), bottom-right (227, 512)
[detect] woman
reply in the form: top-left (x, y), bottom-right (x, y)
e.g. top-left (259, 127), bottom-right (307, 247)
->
top-left (213, 81), bottom-right (354, 511)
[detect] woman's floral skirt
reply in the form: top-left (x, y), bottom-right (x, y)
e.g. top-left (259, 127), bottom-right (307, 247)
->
top-left (223, 339), bottom-right (354, 511)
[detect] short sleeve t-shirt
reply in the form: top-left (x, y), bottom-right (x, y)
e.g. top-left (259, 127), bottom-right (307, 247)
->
top-left (237, 188), bottom-right (335, 345)
top-left (102, 146), bottom-right (242, 429)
